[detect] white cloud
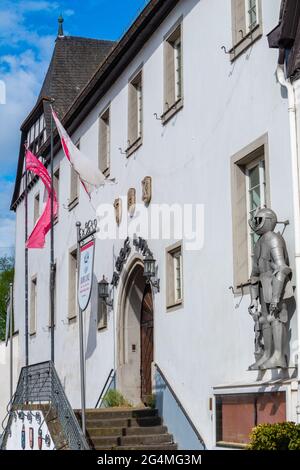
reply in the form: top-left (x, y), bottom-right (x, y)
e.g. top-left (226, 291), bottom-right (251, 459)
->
top-left (0, 0), bottom-right (58, 251)
top-left (64, 9), bottom-right (75, 17)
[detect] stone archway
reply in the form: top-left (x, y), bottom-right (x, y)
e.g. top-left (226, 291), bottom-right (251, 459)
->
top-left (117, 258), bottom-right (154, 406)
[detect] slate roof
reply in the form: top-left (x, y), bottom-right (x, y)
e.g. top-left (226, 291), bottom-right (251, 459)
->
top-left (23, 35), bottom-right (115, 135)
top-left (11, 35), bottom-right (115, 208)
top-left (267, 0), bottom-right (300, 80)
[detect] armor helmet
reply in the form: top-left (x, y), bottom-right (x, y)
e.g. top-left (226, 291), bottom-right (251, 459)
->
top-left (248, 208), bottom-right (277, 235)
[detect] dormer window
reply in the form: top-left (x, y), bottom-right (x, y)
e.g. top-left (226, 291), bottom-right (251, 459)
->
top-left (27, 114), bottom-right (46, 154)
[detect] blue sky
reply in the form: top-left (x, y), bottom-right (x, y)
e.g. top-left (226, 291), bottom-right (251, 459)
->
top-left (0, 0), bottom-right (148, 257)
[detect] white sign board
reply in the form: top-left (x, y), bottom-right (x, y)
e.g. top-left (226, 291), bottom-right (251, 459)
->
top-left (78, 240), bottom-right (95, 311)
top-left (5, 410), bottom-right (55, 450)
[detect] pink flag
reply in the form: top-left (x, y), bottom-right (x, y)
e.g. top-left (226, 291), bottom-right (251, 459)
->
top-left (26, 149), bottom-right (58, 249)
top-left (51, 108), bottom-right (107, 197)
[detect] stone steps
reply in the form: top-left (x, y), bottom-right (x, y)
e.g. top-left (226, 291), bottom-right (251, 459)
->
top-left (75, 408), bottom-right (177, 451)
top-left (87, 425), bottom-right (167, 438)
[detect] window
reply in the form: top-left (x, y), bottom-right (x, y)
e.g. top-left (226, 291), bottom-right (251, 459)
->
top-left (68, 249), bottom-right (78, 321)
top-left (69, 141), bottom-right (80, 208)
top-left (216, 392), bottom-right (286, 447)
top-left (127, 71), bottom-right (143, 156)
top-left (30, 277), bottom-right (37, 335)
top-left (97, 297), bottom-right (108, 330)
top-left (231, 135), bottom-right (270, 288)
top-left (70, 166), bottom-right (79, 206)
top-left (163, 23), bottom-right (183, 122)
top-left (246, 0), bottom-right (258, 31)
top-left (231, 0), bottom-right (262, 60)
top-left (27, 114), bottom-right (46, 154)
top-left (99, 107), bottom-right (110, 174)
top-left (53, 167), bottom-right (60, 219)
top-left (34, 193), bottom-right (40, 225)
top-left (246, 159), bottom-right (266, 267)
top-left (166, 242), bottom-right (183, 308)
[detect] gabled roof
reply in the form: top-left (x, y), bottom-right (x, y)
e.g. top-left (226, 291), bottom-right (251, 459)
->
top-left (11, 35), bottom-right (115, 208)
top-left (11, 0), bottom-right (180, 210)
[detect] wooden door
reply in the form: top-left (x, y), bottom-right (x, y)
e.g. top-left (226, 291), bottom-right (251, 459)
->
top-left (140, 284), bottom-right (154, 403)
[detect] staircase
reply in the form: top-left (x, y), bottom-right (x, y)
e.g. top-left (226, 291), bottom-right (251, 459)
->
top-left (75, 408), bottom-right (177, 450)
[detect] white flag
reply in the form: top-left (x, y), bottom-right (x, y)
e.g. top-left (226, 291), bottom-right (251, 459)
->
top-left (52, 108), bottom-right (107, 195)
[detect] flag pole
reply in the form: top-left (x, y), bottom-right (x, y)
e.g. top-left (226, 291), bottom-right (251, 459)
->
top-left (24, 148), bottom-right (29, 369)
top-left (43, 96), bottom-right (56, 364)
top-left (9, 282), bottom-right (13, 401)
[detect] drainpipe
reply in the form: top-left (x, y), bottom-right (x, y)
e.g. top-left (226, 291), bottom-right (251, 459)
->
top-left (276, 65), bottom-right (300, 422)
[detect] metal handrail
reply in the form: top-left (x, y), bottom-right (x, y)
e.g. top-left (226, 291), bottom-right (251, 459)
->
top-left (1, 361), bottom-right (89, 450)
top-left (155, 363), bottom-right (206, 449)
top-left (95, 369), bottom-right (115, 408)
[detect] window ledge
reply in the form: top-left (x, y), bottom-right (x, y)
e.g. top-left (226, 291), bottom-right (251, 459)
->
top-left (161, 98), bottom-right (183, 125)
top-left (68, 316), bottom-right (77, 324)
top-left (68, 197), bottom-right (79, 211)
top-left (29, 332), bottom-right (36, 338)
top-left (230, 24), bottom-right (262, 62)
top-left (166, 300), bottom-right (183, 312)
top-left (126, 137), bottom-right (143, 158)
top-left (97, 325), bottom-right (108, 332)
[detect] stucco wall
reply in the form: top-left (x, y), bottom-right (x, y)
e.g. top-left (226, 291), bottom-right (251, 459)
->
top-left (12, 0), bottom-right (297, 449)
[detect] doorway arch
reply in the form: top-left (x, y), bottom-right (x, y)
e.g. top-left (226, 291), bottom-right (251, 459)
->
top-left (117, 257), bottom-right (154, 406)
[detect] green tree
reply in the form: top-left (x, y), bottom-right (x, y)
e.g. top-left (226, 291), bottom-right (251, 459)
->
top-left (0, 256), bottom-right (14, 342)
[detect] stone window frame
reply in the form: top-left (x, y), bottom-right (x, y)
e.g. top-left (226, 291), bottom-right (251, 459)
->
top-left (99, 104), bottom-right (111, 174)
top-left (230, 0), bottom-right (263, 62)
top-left (68, 246), bottom-right (78, 322)
top-left (166, 241), bottom-right (184, 310)
top-left (161, 17), bottom-right (184, 125)
top-left (33, 192), bottom-right (40, 226)
top-left (53, 165), bottom-right (60, 222)
top-left (68, 140), bottom-right (80, 211)
top-left (126, 66), bottom-right (143, 158)
top-left (212, 384), bottom-right (289, 449)
top-left (231, 133), bottom-right (270, 292)
top-left (30, 275), bottom-right (37, 336)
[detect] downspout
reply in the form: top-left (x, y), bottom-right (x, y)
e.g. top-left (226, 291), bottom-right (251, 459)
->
top-left (276, 65), bottom-right (300, 422)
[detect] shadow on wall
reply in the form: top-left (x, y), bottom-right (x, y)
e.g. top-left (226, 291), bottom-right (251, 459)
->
top-left (154, 366), bottom-right (206, 450)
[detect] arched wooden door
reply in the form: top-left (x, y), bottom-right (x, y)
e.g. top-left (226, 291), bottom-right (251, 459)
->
top-left (140, 283), bottom-right (154, 403)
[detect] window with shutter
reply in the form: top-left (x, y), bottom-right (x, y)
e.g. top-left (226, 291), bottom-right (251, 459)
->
top-left (53, 167), bottom-right (60, 220)
top-left (127, 71), bottom-right (143, 157)
top-left (68, 249), bottom-right (78, 321)
top-left (30, 277), bottom-right (37, 335)
top-left (166, 242), bottom-right (183, 309)
top-left (231, 135), bottom-right (270, 290)
top-left (163, 22), bottom-right (183, 124)
top-left (34, 193), bottom-right (40, 225)
top-left (231, 0), bottom-right (262, 60)
top-left (99, 107), bottom-right (110, 175)
top-left (216, 392), bottom-right (286, 447)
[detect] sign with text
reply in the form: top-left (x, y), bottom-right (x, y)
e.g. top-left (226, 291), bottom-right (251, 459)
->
top-left (78, 240), bottom-right (95, 311)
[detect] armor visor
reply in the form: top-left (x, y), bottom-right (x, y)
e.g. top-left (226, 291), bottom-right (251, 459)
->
top-left (249, 216), bottom-right (264, 233)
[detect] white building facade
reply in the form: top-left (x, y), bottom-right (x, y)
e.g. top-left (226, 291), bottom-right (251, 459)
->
top-left (9, 0), bottom-right (300, 449)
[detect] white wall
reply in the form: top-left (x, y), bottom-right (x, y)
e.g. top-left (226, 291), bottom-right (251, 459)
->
top-left (0, 335), bottom-right (19, 426)
top-left (13, 0), bottom-right (296, 449)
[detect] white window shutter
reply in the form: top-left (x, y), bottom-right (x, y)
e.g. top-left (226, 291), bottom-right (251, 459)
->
top-left (164, 40), bottom-right (175, 110)
top-left (232, 0), bottom-right (246, 45)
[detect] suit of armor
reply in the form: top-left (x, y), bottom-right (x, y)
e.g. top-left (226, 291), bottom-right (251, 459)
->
top-left (248, 208), bottom-right (293, 370)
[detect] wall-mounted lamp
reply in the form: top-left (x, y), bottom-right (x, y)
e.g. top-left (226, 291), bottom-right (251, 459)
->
top-left (143, 253), bottom-right (160, 292)
top-left (98, 276), bottom-right (113, 308)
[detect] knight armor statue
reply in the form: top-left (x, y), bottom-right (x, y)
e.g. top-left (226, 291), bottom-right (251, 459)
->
top-left (248, 208), bottom-right (293, 370)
